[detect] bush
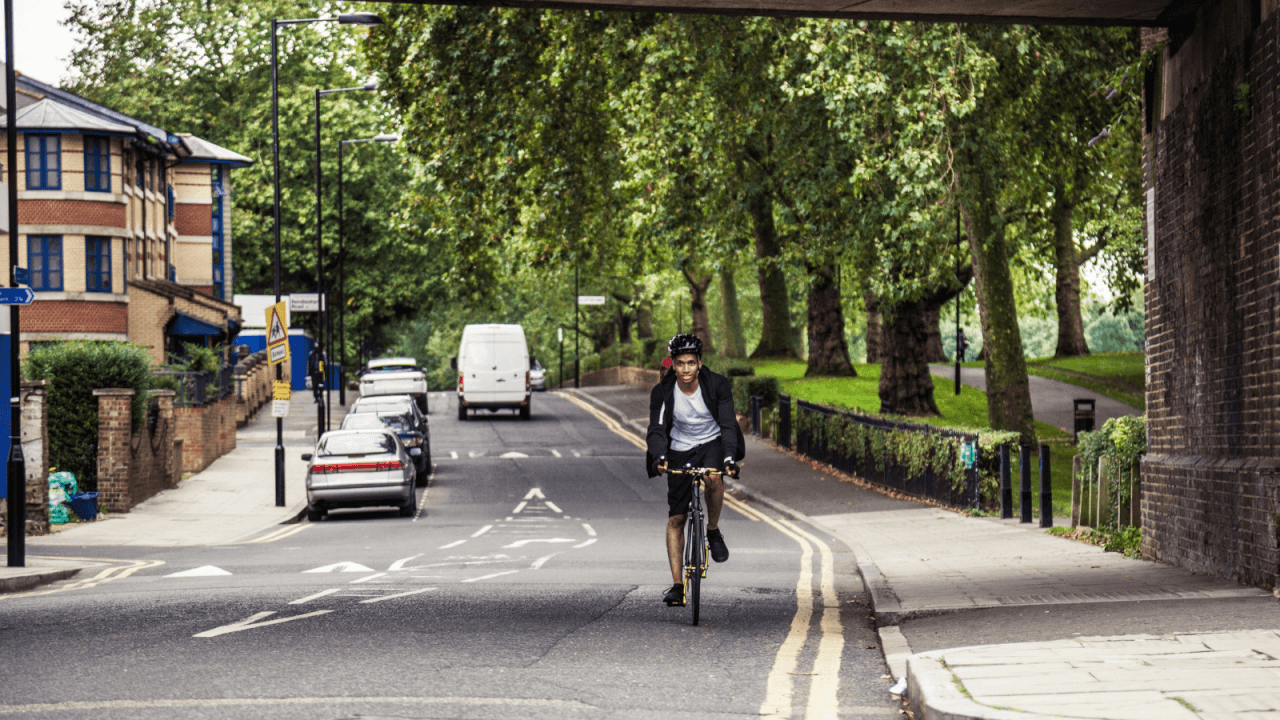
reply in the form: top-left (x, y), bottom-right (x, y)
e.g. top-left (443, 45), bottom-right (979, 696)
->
top-left (24, 341), bottom-right (155, 491)
top-left (732, 375), bottom-right (780, 415)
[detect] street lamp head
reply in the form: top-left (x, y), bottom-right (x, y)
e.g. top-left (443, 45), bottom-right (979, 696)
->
top-left (374, 133), bottom-right (400, 143)
top-left (338, 12), bottom-right (383, 25)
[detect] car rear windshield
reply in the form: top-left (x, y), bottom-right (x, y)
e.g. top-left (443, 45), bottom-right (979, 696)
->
top-left (318, 433), bottom-right (396, 456)
top-left (367, 365), bottom-right (417, 373)
top-left (342, 414), bottom-right (409, 432)
top-left (354, 399), bottom-right (413, 414)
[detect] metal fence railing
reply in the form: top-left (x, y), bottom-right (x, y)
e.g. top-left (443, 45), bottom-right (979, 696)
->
top-left (153, 366), bottom-right (235, 408)
top-left (792, 397), bottom-right (991, 510)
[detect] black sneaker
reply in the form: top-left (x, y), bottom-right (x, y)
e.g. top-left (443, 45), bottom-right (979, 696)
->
top-left (663, 583), bottom-right (685, 606)
top-left (708, 528), bottom-right (729, 563)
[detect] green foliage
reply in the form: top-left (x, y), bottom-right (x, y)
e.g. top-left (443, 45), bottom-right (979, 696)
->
top-left (1047, 524), bottom-right (1142, 558)
top-left (23, 341), bottom-right (156, 491)
top-left (175, 342), bottom-right (223, 373)
top-left (1077, 414), bottom-right (1146, 528)
top-left (703, 354), bottom-right (754, 378)
top-left (732, 376), bottom-right (781, 415)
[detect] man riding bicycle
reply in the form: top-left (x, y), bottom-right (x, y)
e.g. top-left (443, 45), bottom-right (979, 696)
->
top-left (647, 333), bottom-right (745, 607)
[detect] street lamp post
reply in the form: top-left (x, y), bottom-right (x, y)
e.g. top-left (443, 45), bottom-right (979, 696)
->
top-left (315, 83), bottom-right (376, 433)
top-left (5, 0), bottom-right (25, 567)
top-left (337, 133), bottom-right (399, 407)
top-left (271, 11), bottom-right (381, 506)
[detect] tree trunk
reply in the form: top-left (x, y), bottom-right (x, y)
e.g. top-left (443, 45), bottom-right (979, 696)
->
top-left (877, 298), bottom-right (940, 416)
top-left (864, 293), bottom-right (882, 364)
top-left (720, 267), bottom-right (747, 358)
top-left (684, 268), bottom-right (715, 354)
top-left (1051, 193), bottom-right (1090, 357)
top-left (805, 264), bottom-right (856, 377)
top-left (635, 292), bottom-right (654, 340)
top-left (924, 307), bottom-right (948, 363)
top-left (747, 187), bottom-right (796, 359)
top-left (963, 196), bottom-right (1036, 446)
top-left (616, 303), bottom-right (633, 345)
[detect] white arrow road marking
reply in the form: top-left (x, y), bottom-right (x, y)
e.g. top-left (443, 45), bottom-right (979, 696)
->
top-left (388, 554), bottom-right (423, 571)
top-left (582, 523), bottom-right (597, 537)
top-left (513, 501), bottom-right (527, 513)
top-left (503, 538), bottom-right (576, 549)
top-left (522, 488), bottom-right (546, 499)
top-left (303, 562), bottom-right (375, 574)
top-left (193, 610), bottom-right (332, 638)
top-left (350, 573), bottom-right (387, 584)
top-left (290, 589), bottom-right (340, 605)
top-left (462, 570), bottom-right (520, 583)
top-left (531, 553), bottom-right (561, 569)
top-left (544, 501), bottom-right (563, 514)
top-left (471, 525), bottom-right (493, 538)
top-left (550, 449), bottom-right (562, 458)
top-left (165, 565), bottom-right (231, 577)
top-left (573, 539), bottom-right (598, 549)
top-left (439, 540), bottom-right (466, 549)
top-left (499, 451), bottom-right (529, 459)
top-left (361, 588), bottom-right (436, 604)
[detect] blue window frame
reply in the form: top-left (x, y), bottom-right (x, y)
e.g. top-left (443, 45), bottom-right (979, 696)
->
top-left (24, 134), bottom-right (60, 190)
top-left (211, 167), bottom-right (226, 299)
top-left (84, 135), bottom-right (111, 192)
top-left (28, 236), bottom-right (63, 291)
top-left (86, 237), bottom-right (112, 293)
top-left (167, 185), bottom-right (175, 219)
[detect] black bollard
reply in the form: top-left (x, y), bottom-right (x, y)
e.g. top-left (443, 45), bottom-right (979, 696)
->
top-left (778, 394), bottom-right (791, 449)
top-left (1000, 444), bottom-right (1012, 519)
top-left (1019, 445), bottom-right (1032, 523)
top-left (1039, 443), bottom-right (1053, 528)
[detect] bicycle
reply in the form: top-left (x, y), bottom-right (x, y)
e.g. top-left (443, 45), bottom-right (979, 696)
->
top-left (668, 464), bottom-right (718, 626)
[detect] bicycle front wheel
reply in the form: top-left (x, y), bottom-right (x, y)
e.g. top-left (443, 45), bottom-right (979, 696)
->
top-left (685, 514), bottom-right (703, 626)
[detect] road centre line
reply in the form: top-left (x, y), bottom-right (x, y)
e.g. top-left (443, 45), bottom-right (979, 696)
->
top-left (439, 540), bottom-right (466, 549)
top-left (462, 570), bottom-right (521, 583)
top-left (350, 573), bottom-right (388, 584)
top-left (450, 451), bottom-right (458, 459)
top-left (361, 588), bottom-right (436, 604)
top-left (471, 525), bottom-right (493, 538)
top-left (560, 394), bottom-right (647, 451)
top-left (550, 449), bottom-right (562, 457)
top-left (290, 589), bottom-right (341, 605)
top-left (0, 696), bottom-right (594, 714)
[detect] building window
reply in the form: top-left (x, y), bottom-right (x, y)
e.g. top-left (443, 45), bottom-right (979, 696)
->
top-left (24, 134), bottom-right (60, 190)
top-left (28, 235), bottom-right (63, 291)
top-left (86, 237), bottom-right (112, 293)
top-left (84, 135), bottom-right (111, 192)
top-left (135, 152), bottom-right (145, 188)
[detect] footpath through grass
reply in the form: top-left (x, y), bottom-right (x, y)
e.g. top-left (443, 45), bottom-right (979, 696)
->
top-left (752, 360), bottom-right (1077, 518)
top-left (960, 351), bottom-right (1145, 410)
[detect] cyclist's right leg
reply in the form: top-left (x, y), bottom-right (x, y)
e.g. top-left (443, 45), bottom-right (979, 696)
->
top-left (666, 513), bottom-right (686, 584)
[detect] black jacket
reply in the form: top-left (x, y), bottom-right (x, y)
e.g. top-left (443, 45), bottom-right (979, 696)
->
top-left (645, 366), bottom-right (745, 477)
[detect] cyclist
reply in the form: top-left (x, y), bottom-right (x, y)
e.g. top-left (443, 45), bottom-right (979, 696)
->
top-left (647, 333), bottom-right (744, 606)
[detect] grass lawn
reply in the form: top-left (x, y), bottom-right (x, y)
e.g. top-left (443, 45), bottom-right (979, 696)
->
top-left (753, 360), bottom-right (1077, 519)
top-left (960, 351), bottom-right (1145, 410)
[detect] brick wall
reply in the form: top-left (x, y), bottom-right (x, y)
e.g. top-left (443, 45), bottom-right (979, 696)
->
top-left (17, 199), bottom-right (128, 229)
top-left (94, 389), bottom-right (177, 513)
top-left (174, 395), bottom-right (237, 474)
top-left (94, 389), bottom-right (134, 511)
top-left (23, 301), bottom-right (127, 334)
top-left (174, 203), bottom-right (211, 236)
top-left (235, 351), bottom-right (272, 426)
top-left (1142, 3), bottom-right (1280, 588)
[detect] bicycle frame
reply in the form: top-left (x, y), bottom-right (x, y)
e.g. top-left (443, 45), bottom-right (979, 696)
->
top-left (676, 466), bottom-right (713, 626)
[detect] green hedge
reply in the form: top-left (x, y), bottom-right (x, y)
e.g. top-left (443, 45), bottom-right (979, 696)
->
top-left (24, 341), bottom-right (155, 491)
top-left (732, 375), bottom-right (780, 415)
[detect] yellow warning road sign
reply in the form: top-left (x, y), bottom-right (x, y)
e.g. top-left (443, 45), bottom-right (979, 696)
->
top-left (273, 381), bottom-right (291, 401)
top-left (265, 301), bottom-right (289, 365)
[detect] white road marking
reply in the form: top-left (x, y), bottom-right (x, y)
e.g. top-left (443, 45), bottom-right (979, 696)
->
top-left (462, 570), bottom-right (520, 583)
top-left (512, 501), bottom-right (528, 514)
top-left (360, 588), bottom-right (436, 604)
top-left (471, 525), bottom-right (493, 538)
top-left (531, 553), bottom-right (561, 569)
top-left (544, 501), bottom-right (563, 514)
top-left (506, 516), bottom-right (514, 521)
top-left (247, 525), bottom-right (312, 544)
top-left (499, 451), bottom-right (529, 459)
top-left (469, 451), bottom-right (479, 458)
top-left (165, 565), bottom-right (231, 577)
top-left (572, 538), bottom-right (597, 549)
top-left (193, 610), bottom-right (332, 638)
top-left (289, 589), bottom-right (341, 605)
top-left (0, 697), bottom-right (593, 713)
top-left (350, 573), bottom-right (387, 584)
top-left (303, 562), bottom-right (375, 573)
top-left (572, 450), bottom-right (581, 457)
top-left (450, 451), bottom-right (458, 459)
top-left (522, 488), bottom-right (546, 499)
top-left (582, 523), bottom-right (597, 536)
top-left (550, 449), bottom-right (562, 458)
top-left (502, 538), bottom-right (576, 548)
top-left (388, 554), bottom-right (423, 571)
top-left (439, 540), bottom-right (466, 549)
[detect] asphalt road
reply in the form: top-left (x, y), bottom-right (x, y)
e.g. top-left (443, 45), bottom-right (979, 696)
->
top-left (4, 392), bottom-right (899, 719)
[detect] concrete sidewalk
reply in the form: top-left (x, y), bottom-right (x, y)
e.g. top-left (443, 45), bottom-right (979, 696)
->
top-left (572, 384), bottom-right (1279, 720)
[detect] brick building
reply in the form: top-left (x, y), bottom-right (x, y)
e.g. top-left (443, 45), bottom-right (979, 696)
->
top-left (0, 68), bottom-right (252, 364)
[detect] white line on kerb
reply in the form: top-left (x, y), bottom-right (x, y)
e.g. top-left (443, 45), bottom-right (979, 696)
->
top-left (461, 570), bottom-right (520, 583)
top-left (471, 525), bottom-right (493, 538)
top-left (544, 501), bottom-right (562, 514)
top-left (289, 589), bottom-right (340, 605)
top-left (439, 540), bottom-right (466, 549)
top-left (582, 523), bottom-right (597, 537)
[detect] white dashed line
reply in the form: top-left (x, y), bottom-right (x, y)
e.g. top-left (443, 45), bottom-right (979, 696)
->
top-left (450, 451), bottom-right (458, 459)
top-left (439, 540), bottom-right (466, 549)
top-left (573, 538), bottom-right (598, 549)
top-left (349, 573), bottom-right (387, 584)
top-left (471, 525), bottom-right (493, 538)
top-left (571, 450), bottom-right (581, 457)
top-left (582, 523), bottom-right (596, 537)
top-left (388, 554), bottom-right (423, 571)
top-left (462, 570), bottom-right (520, 583)
top-left (289, 589), bottom-right (340, 605)
top-left (550, 449), bottom-right (562, 458)
top-left (361, 588), bottom-right (436, 604)
top-left (531, 553), bottom-right (561, 569)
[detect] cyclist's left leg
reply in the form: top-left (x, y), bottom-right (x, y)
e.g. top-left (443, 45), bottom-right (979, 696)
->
top-left (666, 513), bottom-right (687, 584)
top-left (705, 471), bottom-right (724, 531)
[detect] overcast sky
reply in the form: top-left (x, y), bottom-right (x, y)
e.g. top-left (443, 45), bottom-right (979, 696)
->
top-left (5, 0), bottom-right (77, 86)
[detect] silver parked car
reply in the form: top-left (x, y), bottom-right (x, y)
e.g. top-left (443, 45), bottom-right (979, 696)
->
top-left (529, 359), bottom-right (547, 391)
top-left (303, 430), bottom-right (418, 521)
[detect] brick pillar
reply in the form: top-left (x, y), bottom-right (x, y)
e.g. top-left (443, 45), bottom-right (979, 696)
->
top-left (149, 389), bottom-right (176, 489)
top-left (94, 388), bottom-right (136, 512)
top-left (20, 380), bottom-right (50, 535)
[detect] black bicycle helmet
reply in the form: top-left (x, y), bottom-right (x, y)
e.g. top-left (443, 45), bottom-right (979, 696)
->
top-left (667, 333), bottom-right (704, 359)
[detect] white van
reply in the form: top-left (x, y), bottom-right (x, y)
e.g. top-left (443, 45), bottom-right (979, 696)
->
top-left (452, 324), bottom-right (531, 420)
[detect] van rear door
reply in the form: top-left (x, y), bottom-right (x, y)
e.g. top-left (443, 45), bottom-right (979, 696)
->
top-left (464, 335), bottom-right (527, 405)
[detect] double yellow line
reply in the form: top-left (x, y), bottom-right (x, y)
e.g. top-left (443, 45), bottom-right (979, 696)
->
top-left (1, 556), bottom-right (167, 601)
top-left (565, 390), bottom-right (844, 718)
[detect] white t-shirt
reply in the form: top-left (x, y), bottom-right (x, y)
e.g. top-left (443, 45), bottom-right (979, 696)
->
top-left (669, 385), bottom-right (721, 451)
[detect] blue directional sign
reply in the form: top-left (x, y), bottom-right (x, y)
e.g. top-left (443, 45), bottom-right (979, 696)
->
top-left (0, 288), bottom-right (35, 305)
top-left (12, 267), bottom-right (29, 286)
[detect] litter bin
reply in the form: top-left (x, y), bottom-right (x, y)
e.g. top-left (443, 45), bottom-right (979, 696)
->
top-left (68, 492), bottom-right (99, 522)
top-left (1073, 399), bottom-right (1096, 442)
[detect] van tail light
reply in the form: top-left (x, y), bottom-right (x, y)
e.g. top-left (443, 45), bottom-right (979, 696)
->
top-left (458, 373), bottom-right (464, 391)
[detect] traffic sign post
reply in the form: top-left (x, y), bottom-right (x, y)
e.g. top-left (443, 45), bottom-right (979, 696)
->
top-left (265, 301), bottom-right (289, 366)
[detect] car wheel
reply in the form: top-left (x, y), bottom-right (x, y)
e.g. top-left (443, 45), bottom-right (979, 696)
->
top-left (415, 457), bottom-right (429, 487)
top-left (457, 405), bottom-right (466, 421)
top-left (520, 403), bottom-right (531, 420)
top-left (307, 504), bottom-right (325, 522)
top-left (399, 490), bottom-right (417, 517)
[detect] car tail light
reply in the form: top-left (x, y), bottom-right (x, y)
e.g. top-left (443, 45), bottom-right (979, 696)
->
top-left (313, 461), bottom-right (403, 473)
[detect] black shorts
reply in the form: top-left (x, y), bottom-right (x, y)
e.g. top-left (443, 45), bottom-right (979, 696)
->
top-left (666, 438), bottom-right (723, 517)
